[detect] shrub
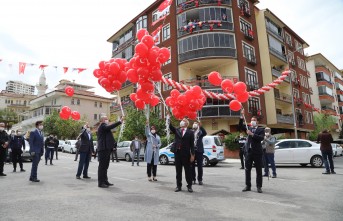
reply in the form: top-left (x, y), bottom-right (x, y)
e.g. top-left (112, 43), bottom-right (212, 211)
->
top-left (223, 132), bottom-right (240, 151)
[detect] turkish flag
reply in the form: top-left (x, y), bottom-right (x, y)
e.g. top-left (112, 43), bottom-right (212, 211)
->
top-left (19, 62), bottom-right (26, 74)
top-left (63, 67), bottom-right (68, 73)
top-left (39, 64), bottom-right (48, 69)
top-left (158, 0), bottom-right (172, 12)
top-left (77, 68), bottom-right (86, 73)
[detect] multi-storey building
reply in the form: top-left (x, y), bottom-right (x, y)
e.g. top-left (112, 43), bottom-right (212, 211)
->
top-left (11, 80), bottom-right (113, 132)
top-left (107, 0), bottom-right (314, 137)
top-left (5, 80), bottom-right (35, 95)
top-left (307, 53), bottom-right (342, 139)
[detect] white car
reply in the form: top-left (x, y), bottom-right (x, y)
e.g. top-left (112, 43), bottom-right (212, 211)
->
top-left (331, 143), bottom-right (343, 157)
top-left (116, 141), bottom-right (145, 162)
top-left (61, 140), bottom-right (78, 154)
top-left (159, 135), bottom-right (225, 166)
top-left (274, 139), bottom-right (323, 168)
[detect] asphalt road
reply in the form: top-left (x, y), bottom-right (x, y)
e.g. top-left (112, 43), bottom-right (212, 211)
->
top-left (1, 153), bottom-right (343, 221)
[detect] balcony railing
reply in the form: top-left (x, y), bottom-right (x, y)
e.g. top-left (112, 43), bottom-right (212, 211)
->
top-left (274, 91), bottom-right (292, 103)
top-left (246, 54), bottom-right (257, 66)
top-left (276, 114), bottom-right (294, 124)
top-left (110, 100), bottom-right (133, 112)
top-left (244, 29), bottom-right (254, 41)
top-left (266, 24), bottom-right (284, 42)
top-left (177, 0), bottom-right (232, 13)
top-left (180, 76), bottom-right (232, 88)
top-left (178, 21), bottom-right (234, 37)
top-left (272, 68), bottom-right (290, 82)
top-left (7, 104), bottom-right (29, 107)
top-left (199, 105), bottom-right (240, 118)
top-left (179, 47), bottom-right (236, 63)
top-left (239, 3), bottom-right (251, 17)
top-left (247, 82), bottom-right (259, 91)
top-left (269, 47), bottom-right (287, 62)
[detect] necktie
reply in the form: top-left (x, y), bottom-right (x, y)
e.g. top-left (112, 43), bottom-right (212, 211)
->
top-left (181, 128), bottom-right (184, 137)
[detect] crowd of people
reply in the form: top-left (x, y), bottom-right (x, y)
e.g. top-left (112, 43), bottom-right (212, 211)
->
top-left (0, 111), bottom-right (337, 193)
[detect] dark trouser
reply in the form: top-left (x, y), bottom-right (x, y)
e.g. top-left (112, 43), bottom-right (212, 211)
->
top-left (191, 151), bottom-right (203, 182)
top-left (98, 149), bottom-right (111, 185)
top-left (245, 153), bottom-right (263, 188)
top-left (175, 151), bottom-right (192, 188)
top-left (5, 149), bottom-right (12, 163)
top-left (132, 149), bottom-right (140, 165)
top-left (12, 149), bottom-right (23, 170)
top-left (0, 148), bottom-right (6, 174)
top-left (239, 148), bottom-right (245, 168)
top-left (45, 148), bottom-right (54, 164)
top-left (30, 153), bottom-right (41, 179)
top-left (322, 151), bottom-right (334, 172)
top-left (75, 149), bottom-right (79, 161)
top-left (264, 153), bottom-right (276, 176)
top-left (147, 154), bottom-right (157, 177)
top-left (54, 147), bottom-right (58, 159)
top-left (111, 150), bottom-right (118, 162)
top-left (76, 152), bottom-right (90, 177)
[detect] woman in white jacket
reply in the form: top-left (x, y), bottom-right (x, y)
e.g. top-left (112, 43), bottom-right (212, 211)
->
top-left (145, 121), bottom-right (161, 181)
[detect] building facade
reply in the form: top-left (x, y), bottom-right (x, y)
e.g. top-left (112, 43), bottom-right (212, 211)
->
top-left (5, 80), bottom-right (35, 95)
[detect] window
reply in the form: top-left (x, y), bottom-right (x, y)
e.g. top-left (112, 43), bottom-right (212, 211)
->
top-left (245, 68), bottom-right (258, 90)
top-left (239, 18), bottom-right (252, 35)
top-left (162, 24), bottom-right (170, 41)
top-left (163, 47), bottom-right (171, 66)
top-left (293, 89), bottom-right (299, 99)
top-left (100, 102), bottom-right (102, 108)
top-left (266, 18), bottom-right (283, 38)
top-left (248, 97), bottom-right (260, 114)
top-left (287, 50), bottom-right (294, 63)
top-left (238, 0), bottom-right (250, 11)
top-left (290, 69), bottom-right (297, 82)
top-left (95, 102), bottom-right (97, 107)
top-left (302, 92), bottom-right (310, 104)
top-left (136, 15), bottom-right (147, 32)
top-left (305, 111), bottom-right (313, 124)
top-left (285, 32), bottom-right (292, 46)
top-left (94, 114), bottom-right (97, 120)
top-left (77, 99), bottom-right (80, 105)
top-left (163, 73), bottom-right (173, 91)
top-left (277, 141), bottom-right (292, 149)
top-left (152, 7), bottom-right (169, 23)
top-left (294, 40), bottom-right (303, 55)
top-left (268, 35), bottom-right (286, 56)
top-left (118, 29), bottom-right (133, 45)
top-left (296, 141), bottom-right (312, 148)
top-left (297, 57), bottom-right (306, 70)
top-left (242, 42), bottom-right (255, 60)
top-left (318, 86), bottom-right (333, 96)
top-left (316, 72), bottom-right (331, 83)
top-left (71, 99), bottom-right (75, 105)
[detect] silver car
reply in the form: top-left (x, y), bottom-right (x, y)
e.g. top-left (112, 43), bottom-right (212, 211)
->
top-left (116, 141), bottom-right (145, 162)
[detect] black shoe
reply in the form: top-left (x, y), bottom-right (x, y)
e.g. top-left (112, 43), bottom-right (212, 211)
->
top-left (174, 187), bottom-right (182, 192)
top-left (83, 176), bottom-right (91, 179)
top-left (263, 174), bottom-right (268, 177)
top-left (13, 169), bottom-right (16, 172)
top-left (272, 174), bottom-right (277, 178)
top-left (45, 163), bottom-right (47, 165)
top-left (240, 167), bottom-right (244, 169)
top-left (98, 184), bottom-right (109, 188)
top-left (76, 176), bottom-right (81, 179)
top-left (331, 171), bottom-right (336, 174)
top-left (20, 169), bottom-right (25, 172)
top-left (50, 163), bottom-right (53, 165)
top-left (29, 177), bottom-right (33, 181)
top-left (257, 187), bottom-right (263, 193)
top-left (32, 179), bottom-right (40, 182)
top-left (0, 173), bottom-right (7, 176)
top-left (242, 186), bottom-right (251, 192)
top-left (137, 164), bottom-right (139, 166)
top-left (105, 182), bottom-right (113, 186)
top-left (198, 181), bottom-right (203, 185)
top-left (322, 171), bottom-right (330, 174)
top-left (187, 187), bottom-right (193, 193)
top-left (74, 160), bottom-right (77, 161)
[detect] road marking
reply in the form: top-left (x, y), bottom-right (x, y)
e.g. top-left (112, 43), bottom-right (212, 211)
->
top-left (237, 197), bottom-right (300, 208)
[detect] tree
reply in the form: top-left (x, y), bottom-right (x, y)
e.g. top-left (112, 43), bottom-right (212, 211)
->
top-left (0, 109), bottom-right (19, 130)
top-left (309, 113), bottom-right (336, 141)
top-left (43, 110), bottom-right (85, 140)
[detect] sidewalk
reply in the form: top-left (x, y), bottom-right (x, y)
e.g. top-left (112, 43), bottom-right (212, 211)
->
top-left (222, 158), bottom-right (241, 164)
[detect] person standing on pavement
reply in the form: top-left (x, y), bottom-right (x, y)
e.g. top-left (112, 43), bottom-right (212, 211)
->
top-left (7, 130), bottom-right (16, 164)
top-left (262, 127), bottom-right (277, 178)
top-left (191, 121), bottom-right (207, 185)
top-left (317, 129), bottom-right (335, 174)
top-left (44, 134), bottom-right (56, 165)
top-left (169, 116), bottom-right (195, 193)
top-left (236, 133), bottom-right (247, 169)
top-left (238, 110), bottom-right (265, 193)
top-left (130, 135), bottom-right (142, 166)
top-left (9, 130), bottom-right (26, 172)
top-left (145, 122), bottom-right (161, 181)
top-left (54, 135), bottom-right (59, 160)
top-left (76, 123), bottom-right (94, 179)
top-left (29, 121), bottom-right (44, 182)
top-left (74, 137), bottom-right (81, 161)
top-left (97, 115), bottom-right (123, 188)
top-left (0, 122), bottom-right (9, 176)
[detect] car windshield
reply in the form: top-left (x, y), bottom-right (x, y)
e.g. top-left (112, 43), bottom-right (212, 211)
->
top-left (214, 137), bottom-right (223, 146)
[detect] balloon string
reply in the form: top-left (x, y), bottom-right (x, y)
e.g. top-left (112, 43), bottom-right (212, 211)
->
top-left (117, 91), bottom-right (125, 117)
top-left (153, 81), bottom-right (170, 144)
top-left (116, 90), bottom-right (125, 143)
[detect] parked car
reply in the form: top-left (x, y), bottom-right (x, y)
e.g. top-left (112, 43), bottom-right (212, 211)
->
top-left (159, 135), bottom-right (225, 166)
top-left (58, 140), bottom-right (65, 151)
top-left (331, 143), bottom-right (343, 157)
top-left (116, 141), bottom-right (145, 161)
top-left (274, 139), bottom-right (323, 167)
top-left (61, 140), bottom-right (78, 154)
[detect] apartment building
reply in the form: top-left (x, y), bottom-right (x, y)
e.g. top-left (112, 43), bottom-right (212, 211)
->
top-left (5, 80), bottom-right (35, 95)
top-left (307, 53), bottom-right (343, 139)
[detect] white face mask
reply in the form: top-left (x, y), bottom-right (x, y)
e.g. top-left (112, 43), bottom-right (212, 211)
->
top-left (180, 121), bottom-right (186, 127)
top-left (135, 138), bottom-right (138, 140)
top-left (0, 127), bottom-right (4, 131)
top-left (17, 132), bottom-right (22, 136)
top-left (86, 128), bottom-right (91, 132)
top-left (104, 120), bottom-right (109, 124)
top-left (38, 125), bottom-right (43, 130)
top-left (192, 124), bottom-right (198, 129)
top-left (240, 136), bottom-right (243, 138)
top-left (265, 133), bottom-right (270, 136)
top-left (151, 130), bottom-right (156, 134)
top-left (251, 121), bottom-right (257, 127)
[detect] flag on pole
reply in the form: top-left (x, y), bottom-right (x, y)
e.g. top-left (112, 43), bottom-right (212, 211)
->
top-left (19, 62), bottom-right (26, 74)
top-left (151, 25), bottom-right (162, 45)
top-left (63, 67), bottom-right (68, 73)
top-left (77, 68), bottom-right (86, 73)
top-left (39, 64), bottom-right (48, 69)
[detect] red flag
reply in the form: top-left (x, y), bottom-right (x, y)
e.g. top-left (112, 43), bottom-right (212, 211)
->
top-left (63, 67), bottom-right (68, 73)
top-left (158, 0), bottom-right (172, 12)
top-left (77, 68), bottom-right (86, 73)
top-left (19, 62), bottom-right (26, 74)
top-left (39, 64), bottom-right (48, 69)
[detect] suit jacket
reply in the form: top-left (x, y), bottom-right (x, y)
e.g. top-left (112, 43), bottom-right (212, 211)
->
top-left (169, 124), bottom-right (195, 157)
top-left (29, 129), bottom-right (44, 155)
top-left (79, 129), bottom-right (94, 153)
top-left (130, 139), bottom-right (142, 152)
top-left (0, 131), bottom-right (9, 148)
top-left (97, 121), bottom-right (122, 152)
top-left (238, 118), bottom-right (265, 155)
top-left (317, 132), bottom-right (333, 152)
top-left (194, 126), bottom-right (207, 153)
top-left (9, 135), bottom-right (26, 150)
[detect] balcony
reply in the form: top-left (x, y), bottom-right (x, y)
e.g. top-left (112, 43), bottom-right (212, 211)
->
top-left (272, 68), bottom-right (290, 82)
top-left (199, 105), bottom-right (240, 118)
top-left (319, 93), bottom-right (335, 105)
top-left (178, 21), bottom-right (234, 37)
top-left (240, 4), bottom-right (251, 17)
top-left (321, 106), bottom-right (337, 115)
top-left (269, 47), bottom-right (287, 63)
top-left (266, 25), bottom-right (284, 42)
top-left (180, 76), bottom-right (232, 88)
top-left (179, 47), bottom-right (236, 63)
top-left (290, 60), bottom-right (296, 68)
top-left (244, 29), bottom-right (254, 41)
top-left (276, 114), bottom-right (294, 124)
top-left (274, 91), bottom-right (292, 103)
top-left (177, 0), bottom-right (232, 13)
top-left (247, 82), bottom-right (259, 91)
top-left (246, 54), bottom-right (257, 66)
top-left (7, 104), bottom-right (29, 107)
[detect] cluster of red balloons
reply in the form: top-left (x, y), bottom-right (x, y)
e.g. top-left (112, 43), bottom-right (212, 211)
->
top-left (93, 58), bottom-right (128, 93)
top-left (208, 71), bottom-right (249, 111)
top-left (127, 29), bottom-right (171, 109)
top-left (165, 86), bottom-right (206, 120)
top-left (59, 106), bottom-right (80, 121)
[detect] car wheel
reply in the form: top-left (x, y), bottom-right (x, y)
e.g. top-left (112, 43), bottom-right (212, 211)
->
top-left (210, 162), bottom-right (218, 166)
top-left (310, 155), bottom-right (323, 168)
top-left (203, 156), bottom-right (210, 167)
top-left (300, 164), bottom-right (308, 167)
top-left (159, 155), bottom-right (169, 165)
top-left (125, 153), bottom-right (131, 162)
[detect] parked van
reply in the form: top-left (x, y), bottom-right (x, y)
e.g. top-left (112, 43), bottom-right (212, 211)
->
top-left (159, 135), bottom-right (225, 166)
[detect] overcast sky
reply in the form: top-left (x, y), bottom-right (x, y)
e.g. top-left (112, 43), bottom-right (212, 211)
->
top-left (0, 0), bottom-right (342, 98)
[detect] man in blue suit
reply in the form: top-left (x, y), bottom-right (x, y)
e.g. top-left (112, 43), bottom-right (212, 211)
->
top-left (29, 121), bottom-right (44, 182)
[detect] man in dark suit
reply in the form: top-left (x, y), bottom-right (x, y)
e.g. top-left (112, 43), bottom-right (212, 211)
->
top-left (130, 135), bottom-right (142, 166)
top-left (9, 129), bottom-right (26, 172)
top-left (97, 115), bottom-right (123, 188)
top-left (29, 121), bottom-right (45, 182)
top-left (169, 117), bottom-right (195, 193)
top-left (191, 121), bottom-right (207, 185)
top-left (0, 122), bottom-right (9, 176)
top-left (238, 111), bottom-right (265, 193)
top-left (76, 123), bottom-right (95, 179)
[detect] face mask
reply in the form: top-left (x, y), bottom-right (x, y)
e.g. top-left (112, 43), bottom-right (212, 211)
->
top-left (180, 121), bottom-right (185, 127)
top-left (240, 136), bottom-right (243, 138)
top-left (151, 130), bottom-right (156, 134)
top-left (104, 120), bottom-right (109, 124)
top-left (86, 128), bottom-right (91, 132)
top-left (251, 121), bottom-right (257, 127)
top-left (135, 138), bottom-right (138, 140)
top-left (11, 132), bottom-right (15, 135)
top-left (192, 124), bottom-right (198, 129)
top-left (0, 127), bottom-right (4, 131)
top-left (265, 133), bottom-right (270, 136)
top-left (17, 132), bottom-right (22, 136)
top-left (38, 125), bottom-right (43, 130)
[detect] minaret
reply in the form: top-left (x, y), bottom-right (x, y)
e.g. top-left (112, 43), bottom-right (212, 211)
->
top-left (36, 70), bottom-right (48, 96)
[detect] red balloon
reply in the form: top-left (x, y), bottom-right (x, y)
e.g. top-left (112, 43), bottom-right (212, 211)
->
top-left (187, 112), bottom-right (197, 120)
top-left (141, 82), bottom-right (154, 93)
top-left (109, 62), bottom-right (120, 76)
top-left (130, 93), bottom-right (138, 102)
top-left (165, 97), bottom-right (176, 107)
top-left (127, 69), bottom-right (138, 83)
top-left (221, 79), bottom-right (234, 93)
top-left (71, 111), bottom-right (81, 121)
top-left (177, 94), bottom-right (187, 105)
top-left (158, 47), bottom-right (171, 63)
top-left (100, 78), bottom-right (111, 89)
top-left (137, 67), bottom-right (149, 79)
top-left (150, 69), bottom-right (162, 81)
top-left (208, 71), bottom-right (222, 86)
top-left (141, 35), bottom-right (154, 49)
top-left (112, 80), bottom-right (122, 91)
top-left (233, 82), bottom-right (247, 95)
top-left (148, 47), bottom-right (160, 65)
top-left (135, 99), bottom-right (145, 110)
top-left (136, 29), bottom-right (149, 41)
top-left (135, 57), bottom-right (148, 68)
top-left (65, 86), bottom-right (74, 97)
top-left (98, 61), bottom-right (106, 69)
top-left (61, 106), bottom-right (71, 116)
top-left (192, 85), bottom-right (202, 95)
top-left (93, 69), bottom-right (102, 78)
top-left (118, 71), bottom-right (127, 83)
top-left (135, 43), bottom-right (149, 58)
top-left (59, 112), bottom-right (69, 120)
top-left (236, 91), bottom-right (249, 103)
top-left (150, 96), bottom-right (160, 107)
top-left (229, 100), bottom-right (242, 111)
top-left (170, 89), bottom-right (180, 98)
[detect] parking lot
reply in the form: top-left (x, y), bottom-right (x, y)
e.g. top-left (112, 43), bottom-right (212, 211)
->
top-left (1, 153), bottom-right (343, 221)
